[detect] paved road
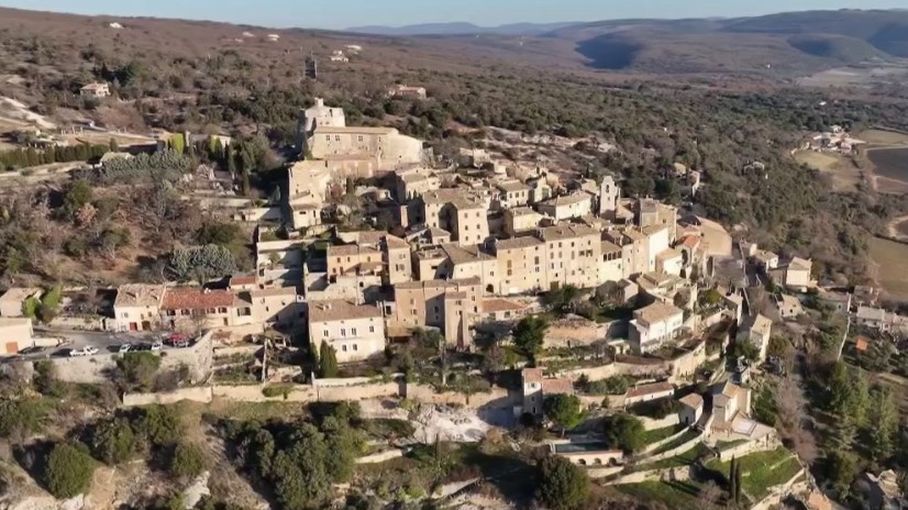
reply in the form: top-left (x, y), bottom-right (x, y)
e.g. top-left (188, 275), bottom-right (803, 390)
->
top-left (9, 328), bottom-right (165, 362)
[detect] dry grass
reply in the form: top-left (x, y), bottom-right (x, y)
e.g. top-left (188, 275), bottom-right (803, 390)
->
top-left (858, 129), bottom-right (908, 146)
top-left (869, 237), bottom-right (908, 301)
top-left (794, 150), bottom-right (861, 192)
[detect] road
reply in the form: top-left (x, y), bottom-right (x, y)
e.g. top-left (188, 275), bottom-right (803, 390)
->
top-left (8, 328), bottom-right (165, 362)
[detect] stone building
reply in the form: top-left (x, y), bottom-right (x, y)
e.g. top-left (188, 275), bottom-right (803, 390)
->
top-left (388, 277), bottom-right (483, 349)
top-left (308, 300), bottom-right (385, 363)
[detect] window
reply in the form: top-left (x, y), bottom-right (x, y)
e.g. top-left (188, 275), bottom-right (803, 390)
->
top-left (334, 135), bottom-right (341, 141)
top-left (323, 330), bottom-right (329, 337)
top-left (357, 135), bottom-right (364, 142)
top-left (353, 344), bottom-right (358, 351)
top-left (369, 326), bottom-right (374, 333)
top-left (325, 135), bottom-right (331, 141)
top-left (342, 345), bottom-right (347, 352)
top-left (340, 328), bottom-right (346, 336)
top-left (123, 312), bottom-right (129, 318)
top-left (219, 307), bottom-right (227, 313)
top-left (351, 328), bottom-right (357, 335)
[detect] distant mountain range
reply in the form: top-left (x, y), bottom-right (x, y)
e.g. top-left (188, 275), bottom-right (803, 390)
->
top-left (345, 21), bottom-right (580, 36)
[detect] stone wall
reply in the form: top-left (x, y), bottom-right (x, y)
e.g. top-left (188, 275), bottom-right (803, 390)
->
top-left (545, 316), bottom-right (608, 347)
top-left (123, 386), bottom-right (214, 406)
top-left (50, 331), bottom-right (214, 384)
top-left (639, 414), bottom-right (680, 431)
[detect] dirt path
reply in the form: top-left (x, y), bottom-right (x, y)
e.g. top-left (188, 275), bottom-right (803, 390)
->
top-left (886, 215), bottom-right (908, 241)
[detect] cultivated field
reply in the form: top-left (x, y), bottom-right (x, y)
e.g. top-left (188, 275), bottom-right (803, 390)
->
top-left (793, 150), bottom-right (862, 192)
top-left (869, 237), bottom-right (908, 301)
top-left (858, 129), bottom-right (908, 146)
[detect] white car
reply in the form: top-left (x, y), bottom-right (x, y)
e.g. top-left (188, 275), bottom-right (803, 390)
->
top-left (118, 343), bottom-right (132, 354)
top-left (68, 348), bottom-right (87, 357)
top-left (83, 346), bottom-right (99, 356)
top-left (150, 341), bottom-right (163, 352)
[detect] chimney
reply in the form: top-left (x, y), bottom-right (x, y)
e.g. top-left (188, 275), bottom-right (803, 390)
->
top-left (315, 97), bottom-right (324, 107)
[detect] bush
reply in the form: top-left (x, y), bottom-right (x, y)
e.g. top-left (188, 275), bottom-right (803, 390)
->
top-left (43, 442), bottom-right (96, 498)
top-left (537, 455), bottom-right (589, 510)
top-left (91, 417), bottom-right (137, 465)
top-left (168, 244), bottom-right (237, 282)
top-left (585, 376), bottom-right (632, 395)
top-left (135, 405), bottom-right (182, 447)
top-left (262, 384), bottom-right (293, 399)
top-left (169, 442), bottom-right (206, 479)
top-left (116, 351), bottom-right (162, 391)
top-left (0, 398), bottom-right (48, 438)
top-left (602, 413), bottom-right (646, 454)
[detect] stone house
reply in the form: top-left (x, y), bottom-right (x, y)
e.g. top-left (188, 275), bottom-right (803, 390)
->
top-left (737, 313), bottom-right (772, 362)
top-left (387, 277), bottom-right (483, 349)
top-left (308, 300), bottom-right (385, 363)
top-left (629, 302), bottom-right (685, 354)
top-left (678, 393), bottom-right (703, 426)
top-left (113, 283), bottom-right (165, 332)
top-left (0, 318), bottom-right (34, 357)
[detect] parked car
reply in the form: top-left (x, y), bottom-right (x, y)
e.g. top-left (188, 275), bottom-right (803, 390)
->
top-left (118, 343), bottom-right (132, 354)
top-left (150, 341), bottom-right (163, 352)
top-left (68, 348), bottom-right (88, 357)
top-left (83, 346), bottom-right (99, 356)
top-left (166, 333), bottom-right (190, 348)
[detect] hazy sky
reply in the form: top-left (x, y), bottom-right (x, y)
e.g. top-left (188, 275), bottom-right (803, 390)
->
top-left (1, 0), bottom-right (906, 29)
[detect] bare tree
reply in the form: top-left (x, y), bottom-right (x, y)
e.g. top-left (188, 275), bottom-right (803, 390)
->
top-left (697, 480), bottom-right (723, 510)
top-left (775, 374), bottom-right (818, 463)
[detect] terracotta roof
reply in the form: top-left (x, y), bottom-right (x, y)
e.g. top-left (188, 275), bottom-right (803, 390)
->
top-left (442, 243), bottom-right (494, 265)
top-left (482, 298), bottom-right (526, 313)
top-left (115, 284), bottom-right (165, 308)
top-left (496, 181), bottom-right (530, 193)
top-left (496, 236), bottom-right (543, 250)
top-left (249, 287), bottom-right (298, 298)
top-left (328, 244), bottom-right (380, 257)
top-left (229, 274), bottom-right (257, 286)
top-left (161, 287), bottom-right (235, 310)
top-left (679, 393), bottom-right (703, 409)
top-left (538, 223), bottom-right (598, 242)
top-left (678, 235), bottom-right (701, 249)
top-left (0, 287), bottom-right (43, 304)
top-left (308, 300), bottom-right (382, 322)
top-left (394, 277), bottom-right (482, 291)
top-left (633, 302), bottom-right (682, 325)
top-left (855, 336), bottom-right (870, 352)
top-left (626, 382), bottom-right (674, 399)
top-left (522, 367), bottom-right (544, 383)
top-left (538, 192), bottom-right (590, 208)
top-left (541, 378), bottom-right (575, 395)
top-left (601, 241), bottom-right (622, 254)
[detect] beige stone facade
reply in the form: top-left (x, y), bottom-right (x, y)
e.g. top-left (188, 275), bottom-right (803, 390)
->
top-left (308, 300), bottom-right (386, 363)
top-left (389, 277), bottom-right (483, 349)
top-left (309, 126), bottom-right (423, 168)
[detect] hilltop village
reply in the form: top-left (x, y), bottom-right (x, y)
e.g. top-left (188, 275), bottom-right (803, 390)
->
top-left (1, 92), bottom-right (907, 510)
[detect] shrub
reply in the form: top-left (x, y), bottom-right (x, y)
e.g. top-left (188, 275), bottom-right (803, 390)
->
top-left (43, 442), bottom-right (96, 498)
top-left (135, 405), bottom-right (182, 447)
top-left (602, 413), bottom-right (646, 454)
top-left (169, 442), bottom-right (206, 479)
top-left (0, 398), bottom-right (47, 438)
top-left (262, 384), bottom-right (293, 399)
top-left (116, 351), bottom-right (162, 391)
top-left (537, 455), bottom-right (589, 510)
top-left (91, 417), bottom-right (137, 465)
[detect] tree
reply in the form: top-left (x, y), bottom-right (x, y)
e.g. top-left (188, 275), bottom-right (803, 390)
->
top-left (319, 341), bottom-right (338, 378)
top-left (733, 456), bottom-right (743, 504)
top-left (602, 413), bottom-right (645, 454)
top-left (169, 442), bottom-right (206, 479)
top-left (868, 386), bottom-right (898, 463)
top-left (271, 424), bottom-right (332, 510)
top-left (544, 285), bottom-right (581, 315)
top-left (37, 286), bottom-right (63, 324)
top-left (728, 457), bottom-right (737, 506)
top-left (62, 180), bottom-right (93, 220)
top-left (170, 133), bottom-right (186, 155)
top-left (537, 455), bottom-right (589, 510)
top-left (108, 138), bottom-right (119, 152)
top-left (135, 405), bottom-right (182, 447)
top-left (543, 394), bottom-right (583, 436)
top-left (512, 315), bottom-right (548, 364)
top-left (116, 351), bottom-right (162, 391)
top-left (43, 442), bottom-right (96, 498)
top-left (91, 417), bottom-right (137, 465)
top-left (827, 450), bottom-right (857, 499)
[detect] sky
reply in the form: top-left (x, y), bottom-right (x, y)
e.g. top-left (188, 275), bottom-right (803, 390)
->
top-left (0, 0), bottom-right (906, 30)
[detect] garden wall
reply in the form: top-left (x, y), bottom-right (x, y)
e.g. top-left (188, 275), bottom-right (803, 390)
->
top-left (639, 414), bottom-right (680, 431)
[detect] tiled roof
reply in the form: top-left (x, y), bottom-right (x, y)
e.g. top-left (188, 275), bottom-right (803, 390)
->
top-left (626, 382), bottom-right (674, 399)
top-left (115, 284), bottom-right (165, 308)
top-left (522, 367), bottom-right (544, 383)
top-left (0, 287), bottom-right (43, 303)
top-left (538, 223), bottom-right (598, 242)
top-left (633, 302), bottom-right (682, 325)
top-left (541, 378), bottom-right (575, 395)
top-left (161, 287), bottom-right (235, 310)
top-left (482, 298), bottom-right (526, 313)
top-left (229, 275), bottom-right (257, 286)
top-left (496, 236), bottom-right (543, 250)
top-left (394, 277), bottom-right (482, 291)
top-left (679, 393), bottom-right (703, 408)
top-left (442, 243), bottom-right (494, 265)
top-left (308, 300), bottom-right (382, 322)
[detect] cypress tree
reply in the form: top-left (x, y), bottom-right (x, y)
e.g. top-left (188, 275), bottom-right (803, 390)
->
top-left (319, 340), bottom-right (338, 378)
top-left (729, 457), bottom-right (737, 505)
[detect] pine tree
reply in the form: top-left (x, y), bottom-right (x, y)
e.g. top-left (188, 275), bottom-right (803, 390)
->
top-left (868, 386), bottom-right (898, 462)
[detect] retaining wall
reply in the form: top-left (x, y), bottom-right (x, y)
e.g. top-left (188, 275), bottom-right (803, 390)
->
top-left (639, 414), bottom-right (680, 431)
